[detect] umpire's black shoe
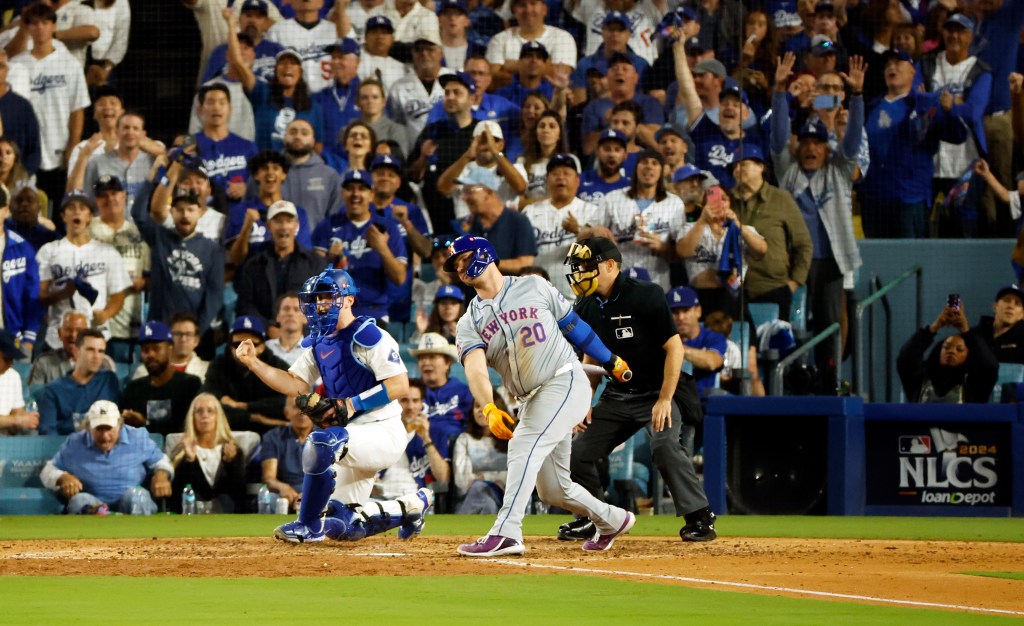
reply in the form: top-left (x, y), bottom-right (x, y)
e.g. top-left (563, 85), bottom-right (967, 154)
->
top-left (680, 507), bottom-right (718, 542)
top-left (558, 516), bottom-right (597, 541)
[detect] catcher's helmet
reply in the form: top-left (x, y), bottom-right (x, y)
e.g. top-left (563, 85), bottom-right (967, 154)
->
top-left (442, 236), bottom-right (497, 279)
top-left (299, 269), bottom-right (359, 337)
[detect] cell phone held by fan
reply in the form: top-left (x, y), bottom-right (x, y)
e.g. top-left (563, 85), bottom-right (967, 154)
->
top-left (813, 94), bottom-right (841, 110)
top-left (947, 293), bottom-right (962, 311)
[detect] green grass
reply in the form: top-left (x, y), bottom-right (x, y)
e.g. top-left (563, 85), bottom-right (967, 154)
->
top-left (0, 575), bottom-right (1018, 625)
top-left (1, 514), bottom-right (1022, 542)
top-left (962, 571), bottom-right (1024, 581)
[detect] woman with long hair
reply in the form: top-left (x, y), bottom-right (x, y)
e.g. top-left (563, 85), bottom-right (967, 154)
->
top-left (358, 80), bottom-right (409, 157)
top-left (735, 10), bottom-right (777, 115)
top-left (516, 110), bottom-right (565, 200)
top-left (505, 90), bottom-right (550, 163)
top-left (338, 120), bottom-right (378, 173)
top-left (413, 284), bottom-right (465, 345)
top-left (170, 393), bottom-right (247, 513)
top-left (452, 397), bottom-right (510, 514)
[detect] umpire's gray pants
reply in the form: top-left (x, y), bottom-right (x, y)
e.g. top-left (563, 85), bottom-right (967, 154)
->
top-left (571, 389), bottom-right (709, 516)
top-left (489, 362), bottom-right (630, 542)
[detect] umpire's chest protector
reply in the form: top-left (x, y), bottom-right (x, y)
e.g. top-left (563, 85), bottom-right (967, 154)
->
top-left (312, 316), bottom-right (381, 399)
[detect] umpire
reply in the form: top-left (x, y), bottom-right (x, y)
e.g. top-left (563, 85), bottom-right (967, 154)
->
top-left (560, 237), bottom-right (716, 543)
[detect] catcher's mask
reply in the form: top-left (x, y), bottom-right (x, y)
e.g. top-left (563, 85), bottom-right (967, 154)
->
top-left (443, 235), bottom-right (497, 279)
top-left (299, 269), bottom-right (359, 337)
top-left (564, 237), bottom-right (622, 298)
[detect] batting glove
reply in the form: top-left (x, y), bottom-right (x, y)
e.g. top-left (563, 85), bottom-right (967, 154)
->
top-left (484, 402), bottom-right (516, 440)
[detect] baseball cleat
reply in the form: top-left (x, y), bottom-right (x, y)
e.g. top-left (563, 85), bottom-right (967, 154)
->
top-left (274, 520), bottom-right (327, 543)
top-left (398, 488), bottom-right (434, 540)
top-left (457, 535), bottom-right (526, 557)
top-left (558, 516), bottom-right (597, 541)
top-left (680, 507), bottom-right (717, 542)
top-left (582, 512), bottom-right (636, 552)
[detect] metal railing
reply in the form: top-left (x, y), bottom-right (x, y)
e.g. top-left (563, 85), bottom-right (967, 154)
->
top-left (770, 323), bottom-right (842, 396)
top-left (852, 265), bottom-right (923, 400)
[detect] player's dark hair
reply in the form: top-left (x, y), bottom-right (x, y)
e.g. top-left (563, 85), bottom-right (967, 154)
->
top-left (198, 83), bottom-right (231, 105)
top-left (248, 150), bottom-right (291, 176)
top-left (21, 2), bottom-right (57, 24)
top-left (75, 328), bottom-right (106, 349)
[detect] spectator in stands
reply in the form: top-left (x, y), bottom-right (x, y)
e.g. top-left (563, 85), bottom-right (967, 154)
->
top-left (130, 312), bottom-right (211, 383)
top-left (280, 119), bottom-right (342, 230)
top-left (516, 110), bottom-right (565, 200)
top-left (225, 152), bottom-right (314, 267)
top-left (83, 0), bottom-right (129, 87)
top-left (408, 331), bottom-right (472, 473)
top-left (804, 36), bottom-right (840, 81)
top-left (262, 0), bottom-right (341, 94)
top-left (672, 164), bottom-right (707, 216)
top-left (190, 34), bottom-right (259, 142)
top-left (412, 238), bottom-right (456, 316)
top-left (10, 3), bottom-right (90, 207)
top-left (669, 56), bottom-right (727, 130)
top-left (41, 399), bottom-right (173, 514)
top-left (971, 285), bottom-right (1024, 364)
top-left (452, 396), bottom-right (509, 513)
top-left (0, 140), bottom-right (44, 208)
top-left (495, 41), bottom-right (556, 108)
top-left (65, 86), bottom-right (122, 179)
top-left (703, 310), bottom-right (765, 397)
top-left (388, 34), bottom-right (446, 155)
top-left (4, 185), bottom-right (57, 252)
top-left (676, 184), bottom-right (767, 318)
top-left (149, 161), bottom-right (227, 242)
top-left (730, 144), bottom-right (812, 322)
top-left (28, 312), bottom-right (115, 386)
top-left (0, 330), bottom-right (37, 434)
top-left (201, 0), bottom-right (283, 85)
top-left (437, 120), bottom-right (527, 223)
top-left (38, 329), bottom-right (121, 435)
top-left (358, 79), bottom-right (409, 157)
top-left (734, 9), bottom-right (777, 113)
top-left (643, 7), bottom-right (703, 102)
top-left (37, 190), bottom-right (130, 350)
top-left (334, 120), bottom-right (377, 172)
top-left (121, 322), bottom-right (202, 436)
top-left (608, 101), bottom-right (650, 174)
top-left (522, 154), bottom-right (604, 298)
top-left (202, 315), bottom-right (289, 433)
top-left (169, 393), bottom-right (247, 513)
top-left (79, 113), bottom-right (161, 209)
top-left (656, 123), bottom-right (689, 182)
top-left (413, 284), bottom-right (465, 345)
top-left (375, 378), bottom-right (427, 499)
top-left (458, 168), bottom-right (537, 273)
top-left (183, 0), bottom-right (284, 80)
top-left (437, 0), bottom-right (473, 71)
top-left (0, 212), bottom-right (42, 352)
top-left (427, 56), bottom-right (521, 140)
top-left (260, 395), bottom-right (311, 511)
top-left (570, 0), bottom-right (659, 64)
top-left (582, 53), bottom-right (664, 156)
top-left (571, 12), bottom-right (651, 107)
top-left (0, 52), bottom-right (41, 176)
top-left (358, 16), bottom-right (408, 93)
top-left (382, 0), bottom-right (441, 59)
top-left (578, 128), bottom-right (630, 204)
top-left (506, 90), bottom-right (549, 162)
top-left (314, 38), bottom-right (362, 156)
top-left (194, 83), bottom-right (258, 202)
top-left (486, 0), bottom-right (577, 89)
top-left (311, 170), bottom-right (406, 321)
top-left (265, 293), bottom-right (307, 366)
top-left (235, 200), bottom-right (327, 323)
top-left (667, 286), bottom-right (726, 396)
top-left (602, 151), bottom-right (683, 292)
top-left (898, 302), bottom-right (999, 403)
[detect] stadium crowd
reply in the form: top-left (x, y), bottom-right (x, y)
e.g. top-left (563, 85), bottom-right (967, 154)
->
top-left (1, 0), bottom-right (1024, 516)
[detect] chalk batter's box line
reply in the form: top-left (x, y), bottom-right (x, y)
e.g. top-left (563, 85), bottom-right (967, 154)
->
top-left (477, 559), bottom-right (1024, 617)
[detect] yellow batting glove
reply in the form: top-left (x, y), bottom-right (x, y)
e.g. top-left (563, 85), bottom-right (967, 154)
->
top-left (484, 402), bottom-right (516, 440)
top-left (606, 356), bottom-right (633, 383)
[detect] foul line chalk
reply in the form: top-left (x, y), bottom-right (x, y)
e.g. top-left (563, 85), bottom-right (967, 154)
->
top-left (478, 559), bottom-right (1024, 617)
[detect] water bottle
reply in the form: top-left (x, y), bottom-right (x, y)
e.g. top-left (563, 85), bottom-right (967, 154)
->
top-left (257, 483), bottom-right (271, 514)
top-left (129, 485), bottom-right (147, 516)
top-left (182, 484), bottom-right (197, 515)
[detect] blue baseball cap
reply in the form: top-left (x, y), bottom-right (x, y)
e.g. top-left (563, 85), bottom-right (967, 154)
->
top-left (655, 123), bottom-right (686, 142)
top-left (597, 128), bottom-right (628, 147)
top-left (667, 286), bottom-right (700, 309)
top-left (231, 315), bottom-right (267, 339)
top-left (93, 174), bottom-right (124, 194)
top-left (439, 70), bottom-right (477, 94)
top-left (0, 329), bottom-right (26, 361)
top-left (943, 12), bottom-right (975, 30)
top-left (365, 15), bottom-right (394, 32)
top-left (325, 38), bottom-right (360, 56)
top-left (138, 321), bottom-right (173, 344)
top-left (61, 189), bottom-right (95, 210)
top-left (810, 36), bottom-right (838, 57)
top-left (342, 169), bottom-right (372, 189)
top-left (602, 10), bottom-right (632, 29)
top-left (435, 284), bottom-right (465, 301)
top-left (672, 164), bottom-right (707, 183)
top-left (677, 6), bottom-right (699, 22)
top-left (720, 77), bottom-right (749, 105)
top-left (684, 36), bottom-right (705, 54)
top-left (437, 0), bottom-right (468, 14)
top-left (881, 48), bottom-right (913, 65)
top-left (798, 119), bottom-right (829, 141)
top-left (519, 40), bottom-right (549, 60)
top-left (370, 154), bottom-right (403, 173)
top-left (623, 266), bottom-right (650, 281)
top-left (734, 142), bottom-right (766, 164)
top-left (456, 166), bottom-right (502, 192)
top-left (240, 0), bottom-right (269, 14)
top-left (546, 153), bottom-right (580, 174)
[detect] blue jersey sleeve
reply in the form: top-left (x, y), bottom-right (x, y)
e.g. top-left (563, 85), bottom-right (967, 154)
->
top-left (311, 217), bottom-right (334, 252)
top-left (296, 206), bottom-right (313, 249)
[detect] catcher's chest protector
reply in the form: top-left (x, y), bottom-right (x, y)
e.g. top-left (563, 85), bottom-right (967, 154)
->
top-left (313, 316), bottom-right (379, 399)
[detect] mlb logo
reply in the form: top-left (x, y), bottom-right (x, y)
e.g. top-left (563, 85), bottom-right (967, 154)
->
top-left (615, 327), bottom-right (634, 339)
top-left (899, 435), bottom-right (931, 454)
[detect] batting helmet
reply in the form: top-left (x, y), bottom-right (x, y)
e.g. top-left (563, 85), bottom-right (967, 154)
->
top-left (442, 236), bottom-right (497, 279)
top-left (299, 269), bottom-right (359, 337)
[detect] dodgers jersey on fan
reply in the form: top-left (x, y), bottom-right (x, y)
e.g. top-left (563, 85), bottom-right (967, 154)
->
top-left (577, 169), bottom-right (630, 205)
top-left (456, 275), bottom-right (577, 399)
top-left (522, 197), bottom-right (606, 299)
top-left (387, 71), bottom-right (449, 151)
top-left (264, 18), bottom-right (336, 93)
top-left (601, 188), bottom-right (685, 291)
top-left (194, 131), bottom-right (258, 193)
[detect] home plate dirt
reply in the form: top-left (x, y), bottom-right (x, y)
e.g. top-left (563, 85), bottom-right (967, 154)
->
top-left (1, 536), bottom-right (1021, 615)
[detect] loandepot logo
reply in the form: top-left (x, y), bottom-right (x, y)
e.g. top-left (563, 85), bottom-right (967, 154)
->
top-left (897, 427), bottom-right (998, 506)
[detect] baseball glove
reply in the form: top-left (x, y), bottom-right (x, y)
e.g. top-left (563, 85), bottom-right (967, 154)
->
top-left (296, 392), bottom-right (349, 429)
top-left (483, 402), bottom-right (517, 440)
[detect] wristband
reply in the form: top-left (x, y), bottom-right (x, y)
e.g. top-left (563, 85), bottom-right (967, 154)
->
top-left (350, 383), bottom-right (391, 413)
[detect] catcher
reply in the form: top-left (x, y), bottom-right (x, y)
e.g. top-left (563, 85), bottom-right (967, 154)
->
top-left (235, 269), bottom-right (432, 543)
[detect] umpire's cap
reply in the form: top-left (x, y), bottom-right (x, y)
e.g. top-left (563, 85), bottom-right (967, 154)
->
top-left (566, 237), bottom-right (622, 268)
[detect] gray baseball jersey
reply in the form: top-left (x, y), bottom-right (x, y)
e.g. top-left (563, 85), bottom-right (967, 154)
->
top-left (456, 275), bottom-right (576, 399)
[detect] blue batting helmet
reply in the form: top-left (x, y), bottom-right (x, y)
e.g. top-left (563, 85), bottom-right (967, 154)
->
top-left (442, 236), bottom-right (497, 278)
top-left (299, 269), bottom-right (359, 337)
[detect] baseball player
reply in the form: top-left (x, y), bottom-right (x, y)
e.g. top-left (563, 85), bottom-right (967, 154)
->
top-left (446, 235), bottom-right (636, 557)
top-left (559, 237), bottom-right (717, 543)
top-left (234, 268), bottom-right (431, 543)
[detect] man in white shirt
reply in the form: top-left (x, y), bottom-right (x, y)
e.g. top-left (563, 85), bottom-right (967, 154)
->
top-left (566, 0), bottom-right (660, 65)
top-left (357, 15), bottom-right (408, 92)
top-left (342, 0), bottom-right (387, 45)
top-left (486, 0), bottom-right (577, 88)
top-left (10, 3), bottom-right (90, 211)
top-left (265, 293), bottom-right (307, 366)
top-left (382, 0), bottom-right (440, 59)
top-left (387, 34), bottom-right (449, 150)
top-left (264, 0), bottom-right (345, 93)
top-left (83, 113), bottom-right (159, 209)
top-left (438, 0), bottom-right (471, 71)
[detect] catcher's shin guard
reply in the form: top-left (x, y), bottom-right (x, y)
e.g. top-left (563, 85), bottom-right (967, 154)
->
top-left (297, 426), bottom-right (349, 529)
top-left (323, 489), bottom-right (432, 541)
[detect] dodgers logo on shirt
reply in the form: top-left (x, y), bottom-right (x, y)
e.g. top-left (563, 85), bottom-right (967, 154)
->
top-left (2, 257), bottom-right (27, 284)
top-left (30, 74), bottom-right (68, 94)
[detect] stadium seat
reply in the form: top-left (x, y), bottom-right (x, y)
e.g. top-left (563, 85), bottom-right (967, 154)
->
top-left (0, 435), bottom-right (65, 515)
top-left (991, 363), bottom-right (1024, 403)
top-left (748, 303), bottom-right (781, 329)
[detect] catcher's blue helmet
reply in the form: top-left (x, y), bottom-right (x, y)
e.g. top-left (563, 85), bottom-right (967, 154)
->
top-left (442, 236), bottom-right (497, 279)
top-left (299, 269), bottom-right (359, 337)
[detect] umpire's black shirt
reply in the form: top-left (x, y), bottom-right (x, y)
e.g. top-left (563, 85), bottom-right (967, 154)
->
top-left (574, 273), bottom-right (679, 394)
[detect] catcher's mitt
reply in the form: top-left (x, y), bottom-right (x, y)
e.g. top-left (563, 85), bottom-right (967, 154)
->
top-left (296, 392), bottom-right (349, 428)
